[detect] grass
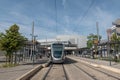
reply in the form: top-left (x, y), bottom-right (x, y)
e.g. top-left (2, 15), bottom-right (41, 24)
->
top-left (114, 59), bottom-right (120, 62)
top-left (85, 56), bottom-right (120, 63)
top-left (99, 57), bottom-right (120, 63)
top-left (0, 63), bottom-right (19, 68)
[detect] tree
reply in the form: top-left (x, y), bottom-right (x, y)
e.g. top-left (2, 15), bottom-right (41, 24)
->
top-left (110, 32), bottom-right (120, 55)
top-left (87, 33), bottom-right (101, 48)
top-left (0, 24), bottom-right (27, 64)
top-left (111, 33), bottom-right (120, 42)
top-left (87, 33), bottom-right (102, 59)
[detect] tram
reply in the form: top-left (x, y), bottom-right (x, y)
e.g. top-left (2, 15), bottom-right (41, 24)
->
top-left (51, 42), bottom-right (65, 63)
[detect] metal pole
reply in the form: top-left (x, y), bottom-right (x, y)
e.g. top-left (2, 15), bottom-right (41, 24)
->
top-left (96, 22), bottom-right (99, 41)
top-left (32, 21), bottom-right (34, 41)
top-left (108, 35), bottom-right (111, 66)
top-left (33, 36), bottom-right (35, 65)
top-left (46, 36), bottom-right (47, 57)
top-left (32, 21), bottom-right (34, 65)
top-left (96, 22), bottom-right (99, 58)
top-left (107, 29), bottom-right (112, 66)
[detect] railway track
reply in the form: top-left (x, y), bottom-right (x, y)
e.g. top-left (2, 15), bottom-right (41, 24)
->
top-left (41, 63), bottom-right (68, 80)
top-left (30, 57), bottom-right (120, 80)
top-left (72, 62), bottom-right (120, 80)
top-left (81, 63), bottom-right (120, 80)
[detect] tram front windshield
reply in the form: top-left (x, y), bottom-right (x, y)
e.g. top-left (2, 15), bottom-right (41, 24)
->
top-left (52, 44), bottom-right (63, 58)
top-left (53, 50), bottom-right (62, 58)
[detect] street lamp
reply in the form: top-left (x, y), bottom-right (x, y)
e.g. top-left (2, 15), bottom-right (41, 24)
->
top-left (106, 28), bottom-right (112, 66)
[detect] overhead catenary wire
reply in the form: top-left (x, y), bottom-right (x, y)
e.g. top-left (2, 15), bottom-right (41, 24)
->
top-left (55, 0), bottom-right (58, 35)
top-left (74, 0), bottom-right (95, 34)
top-left (54, 0), bottom-right (94, 36)
top-left (79, 0), bottom-right (95, 23)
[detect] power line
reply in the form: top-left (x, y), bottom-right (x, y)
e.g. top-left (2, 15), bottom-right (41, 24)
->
top-left (79, 0), bottom-right (95, 23)
top-left (55, 0), bottom-right (58, 35)
top-left (74, 0), bottom-right (95, 34)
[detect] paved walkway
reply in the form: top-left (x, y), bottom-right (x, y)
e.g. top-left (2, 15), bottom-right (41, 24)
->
top-left (69, 55), bottom-right (120, 69)
top-left (79, 56), bottom-right (119, 68)
top-left (0, 57), bottom-right (49, 80)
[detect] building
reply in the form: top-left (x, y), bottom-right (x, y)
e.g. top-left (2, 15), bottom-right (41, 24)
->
top-left (56, 35), bottom-right (87, 48)
top-left (112, 18), bottom-right (120, 35)
top-left (38, 35), bottom-right (87, 48)
top-left (38, 35), bottom-right (87, 55)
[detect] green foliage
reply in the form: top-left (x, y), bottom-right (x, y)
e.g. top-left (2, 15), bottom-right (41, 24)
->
top-left (87, 40), bottom-right (93, 48)
top-left (87, 33), bottom-right (102, 48)
top-left (1, 63), bottom-right (19, 68)
top-left (0, 24), bottom-right (27, 64)
top-left (110, 32), bottom-right (120, 52)
top-left (111, 33), bottom-right (118, 41)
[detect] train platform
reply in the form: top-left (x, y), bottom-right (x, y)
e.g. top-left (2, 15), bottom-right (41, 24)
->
top-left (0, 57), bottom-right (49, 80)
top-left (67, 55), bottom-right (120, 74)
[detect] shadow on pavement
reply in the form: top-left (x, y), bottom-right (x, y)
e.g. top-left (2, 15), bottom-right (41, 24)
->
top-left (22, 59), bottom-right (49, 65)
top-left (64, 57), bottom-right (77, 64)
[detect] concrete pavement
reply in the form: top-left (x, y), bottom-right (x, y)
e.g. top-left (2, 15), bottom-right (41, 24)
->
top-left (67, 55), bottom-right (120, 74)
top-left (0, 57), bottom-right (49, 80)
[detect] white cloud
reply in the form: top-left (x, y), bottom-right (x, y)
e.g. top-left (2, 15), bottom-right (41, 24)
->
top-left (1, 1), bottom-right (118, 40)
top-left (62, 0), bottom-right (66, 9)
top-left (64, 15), bottom-right (70, 27)
top-left (94, 7), bottom-right (115, 26)
top-left (90, 7), bottom-right (116, 38)
top-left (0, 22), bottom-right (12, 32)
top-left (41, 17), bottom-right (56, 27)
top-left (9, 11), bottom-right (32, 24)
top-left (63, 6), bottom-right (116, 39)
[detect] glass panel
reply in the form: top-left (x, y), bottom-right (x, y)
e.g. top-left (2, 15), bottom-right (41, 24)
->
top-left (53, 51), bottom-right (62, 58)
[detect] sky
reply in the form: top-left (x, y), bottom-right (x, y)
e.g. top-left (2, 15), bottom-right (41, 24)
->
top-left (0, 0), bottom-right (120, 40)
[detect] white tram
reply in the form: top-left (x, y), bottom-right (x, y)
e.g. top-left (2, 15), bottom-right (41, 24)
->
top-left (51, 42), bottom-right (65, 63)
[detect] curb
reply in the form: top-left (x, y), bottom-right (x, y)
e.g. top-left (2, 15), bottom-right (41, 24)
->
top-left (99, 65), bottom-right (120, 74)
top-left (16, 65), bottom-right (43, 80)
top-left (81, 60), bottom-right (120, 74)
top-left (16, 61), bottom-right (51, 80)
top-left (68, 56), bottom-right (120, 74)
top-left (42, 60), bottom-right (51, 68)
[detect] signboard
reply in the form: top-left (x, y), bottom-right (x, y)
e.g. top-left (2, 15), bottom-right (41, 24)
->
top-left (106, 29), bottom-right (112, 36)
top-left (94, 39), bottom-right (98, 44)
top-left (116, 27), bottom-right (120, 34)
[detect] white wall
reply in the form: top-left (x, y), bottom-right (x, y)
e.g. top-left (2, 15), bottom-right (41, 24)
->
top-left (56, 35), bottom-right (87, 48)
top-left (38, 35), bottom-right (87, 48)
